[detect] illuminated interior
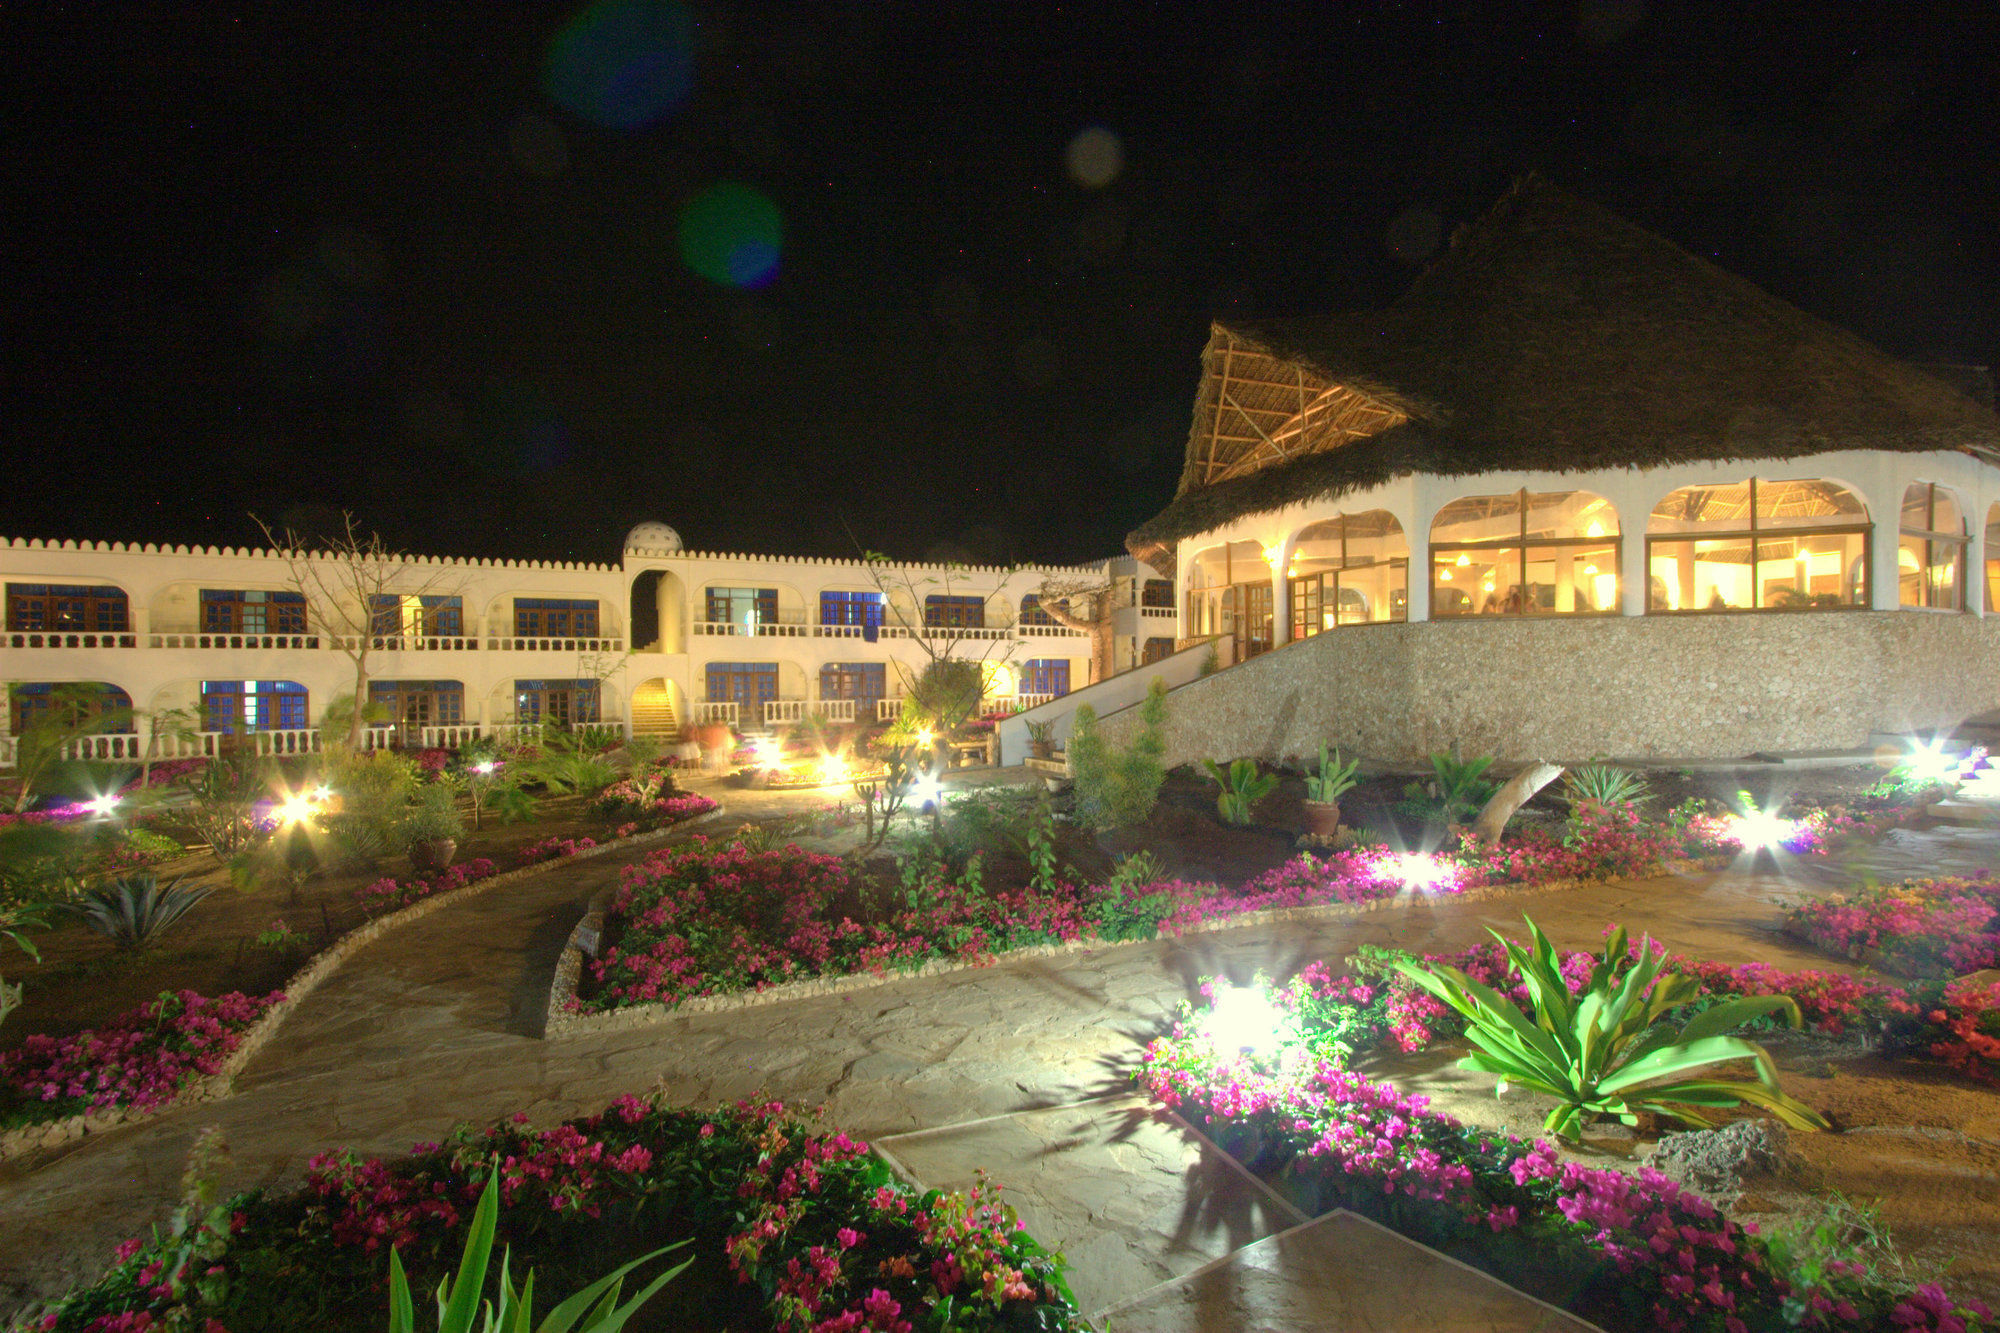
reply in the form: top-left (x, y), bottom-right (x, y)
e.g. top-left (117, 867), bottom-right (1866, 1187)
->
top-left (1898, 482), bottom-right (1966, 610)
top-left (1286, 510), bottom-right (1408, 637)
top-left (1429, 490), bottom-right (1619, 617)
top-left (1646, 478), bottom-right (1867, 611)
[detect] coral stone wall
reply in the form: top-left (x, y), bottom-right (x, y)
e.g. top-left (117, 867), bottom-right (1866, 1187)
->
top-left (1092, 612), bottom-right (2000, 765)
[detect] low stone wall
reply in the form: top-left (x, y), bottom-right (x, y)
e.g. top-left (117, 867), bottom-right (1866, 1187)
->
top-left (1093, 611), bottom-right (2000, 766)
top-left (0, 809), bottom-right (725, 1164)
top-left (542, 864), bottom-right (1713, 1040)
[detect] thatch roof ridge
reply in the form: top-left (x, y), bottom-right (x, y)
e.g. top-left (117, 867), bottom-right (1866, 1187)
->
top-left (1130, 175), bottom-right (2000, 570)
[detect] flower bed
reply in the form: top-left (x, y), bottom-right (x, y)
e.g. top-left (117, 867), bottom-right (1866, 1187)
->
top-left (576, 796), bottom-right (1904, 1017)
top-left (0, 989), bottom-right (282, 1130)
top-left (355, 856), bottom-right (501, 915)
top-left (1138, 1032), bottom-right (1990, 1332)
top-left (35, 1093), bottom-right (1079, 1333)
top-left (1783, 875), bottom-right (2000, 977)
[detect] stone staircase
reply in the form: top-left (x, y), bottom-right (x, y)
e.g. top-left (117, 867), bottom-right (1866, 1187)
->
top-left (629, 690), bottom-right (679, 738)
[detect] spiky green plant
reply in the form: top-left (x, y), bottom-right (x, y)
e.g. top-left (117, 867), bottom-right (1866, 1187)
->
top-left (66, 874), bottom-right (216, 950)
top-left (1303, 744), bottom-right (1362, 803)
top-left (388, 1168), bottom-right (688, 1333)
top-left (1563, 762), bottom-right (1651, 807)
top-left (1395, 916), bottom-right (1831, 1141)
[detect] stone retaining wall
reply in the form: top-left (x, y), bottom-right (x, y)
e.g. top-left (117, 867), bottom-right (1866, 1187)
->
top-left (0, 809), bottom-right (725, 1164)
top-left (1092, 611), bottom-right (2000, 766)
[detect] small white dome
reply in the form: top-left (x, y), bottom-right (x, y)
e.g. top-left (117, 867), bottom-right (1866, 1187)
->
top-left (625, 521), bottom-right (682, 553)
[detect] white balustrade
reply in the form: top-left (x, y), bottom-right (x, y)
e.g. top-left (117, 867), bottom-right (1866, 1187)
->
top-left (150, 633), bottom-right (322, 650)
top-left (694, 701), bottom-right (740, 725)
top-left (921, 625), bottom-right (1011, 641)
top-left (1018, 623), bottom-right (1085, 637)
top-left (816, 699), bottom-right (858, 722)
top-left (5, 631), bottom-right (139, 649)
top-left (484, 636), bottom-right (625, 653)
top-left (692, 620), bottom-right (809, 638)
top-left (876, 697), bottom-right (904, 721)
top-left (248, 729), bottom-right (320, 756)
top-left (359, 634), bottom-right (479, 652)
top-left (1015, 693), bottom-right (1056, 710)
top-left (59, 733), bottom-right (144, 761)
top-left (763, 699), bottom-right (808, 725)
top-left (1140, 605), bottom-right (1175, 619)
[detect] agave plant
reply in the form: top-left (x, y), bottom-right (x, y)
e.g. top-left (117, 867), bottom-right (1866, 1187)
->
top-left (1395, 916), bottom-right (1831, 1141)
top-left (67, 874), bottom-right (216, 950)
top-left (389, 1168), bottom-right (688, 1333)
top-left (1202, 758), bottom-right (1278, 825)
top-left (1563, 762), bottom-right (1651, 807)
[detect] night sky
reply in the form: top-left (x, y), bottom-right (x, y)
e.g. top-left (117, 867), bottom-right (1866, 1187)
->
top-left (3, 2), bottom-right (1996, 566)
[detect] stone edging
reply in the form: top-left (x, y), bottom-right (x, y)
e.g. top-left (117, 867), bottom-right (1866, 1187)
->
top-left (0, 808), bottom-right (727, 1164)
top-left (543, 857), bottom-right (1725, 1039)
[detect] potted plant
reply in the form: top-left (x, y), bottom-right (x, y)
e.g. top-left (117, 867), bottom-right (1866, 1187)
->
top-left (1301, 743), bottom-right (1361, 836)
top-left (400, 785), bottom-right (466, 872)
top-left (1026, 719), bottom-right (1057, 761)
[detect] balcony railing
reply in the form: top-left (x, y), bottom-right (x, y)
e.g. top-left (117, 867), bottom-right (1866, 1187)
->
top-left (150, 633), bottom-right (321, 650)
top-left (484, 635), bottom-right (625, 653)
top-left (358, 723), bottom-right (487, 752)
top-left (1140, 605), bottom-right (1175, 619)
top-left (5, 631), bottom-right (139, 649)
top-left (349, 634), bottom-right (481, 653)
top-left (692, 619), bottom-right (811, 638)
top-left (694, 701), bottom-right (739, 725)
top-left (877, 697), bottom-right (904, 721)
top-left (1017, 623), bottom-right (1086, 637)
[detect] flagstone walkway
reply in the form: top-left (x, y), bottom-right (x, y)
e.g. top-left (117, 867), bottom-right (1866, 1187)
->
top-left (0, 789), bottom-right (1989, 1324)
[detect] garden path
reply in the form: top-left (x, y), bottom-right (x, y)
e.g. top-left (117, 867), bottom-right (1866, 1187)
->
top-left (0, 787), bottom-right (1989, 1321)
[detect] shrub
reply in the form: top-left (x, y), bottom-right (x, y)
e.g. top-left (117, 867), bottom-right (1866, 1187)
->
top-left (396, 784), bottom-right (465, 853)
top-left (1397, 751), bottom-right (1498, 827)
top-left (1562, 761), bottom-right (1650, 808)
top-left (1302, 743), bottom-right (1362, 803)
top-left (1069, 678), bottom-right (1170, 830)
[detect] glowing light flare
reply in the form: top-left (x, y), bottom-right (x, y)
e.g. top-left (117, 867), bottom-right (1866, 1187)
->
top-left (751, 736), bottom-right (786, 772)
top-left (1202, 982), bottom-right (1285, 1058)
top-left (1389, 851), bottom-right (1458, 892)
top-left (1064, 126), bottom-right (1124, 188)
top-left (818, 754), bottom-right (851, 786)
top-left (915, 728), bottom-right (935, 749)
top-left (1455, 554), bottom-right (1471, 567)
top-left (1725, 808), bottom-right (1797, 851)
top-left (544, 0), bottom-right (695, 131)
top-left (1897, 740), bottom-right (1964, 787)
top-left (84, 794), bottom-right (120, 817)
top-left (277, 793), bottom-right (320, 826)
top-left (471, 760), bottom-right (498, 776)
top-left (678, 182), bottom-right (783, 288)
top-left (909, 772), bottom-right (943, 809)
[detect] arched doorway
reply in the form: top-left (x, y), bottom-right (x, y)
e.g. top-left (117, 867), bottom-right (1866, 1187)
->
top-left (630, 677), bottom-right (685, 738)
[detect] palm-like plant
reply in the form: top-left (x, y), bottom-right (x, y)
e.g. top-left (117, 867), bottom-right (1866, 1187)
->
top-left (1395, 916), bottom-right (1831, 1141)
top-left (1202, 758), bottom-right (1277, 825)
top-left (388, 1168), bottom-right (688, 1333)
top-left (67, 874), bottom-right (216, 950)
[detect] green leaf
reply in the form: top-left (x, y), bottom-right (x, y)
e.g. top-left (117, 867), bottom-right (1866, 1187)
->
top-left (438, 1169), bottom-right (502, 1332)
top-left (1675, 993), bottom-right (1804, 1044)
top-left (388, 1246), bottom-right (416, 1333)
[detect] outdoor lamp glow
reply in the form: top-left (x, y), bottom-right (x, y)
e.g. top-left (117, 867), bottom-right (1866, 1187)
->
top-left (1203, 982), bottom-right (1283, 1058)
top-left (471, 760), bottom-right (497, 775)
top-left (84, 794), bottom-right (119, 817)
top-left (1391, 851), bottom-right (1456, 892)
top-left (1726, 807), bottom-right (1795, 850)
top-left (277, 793), bottom-right (318, 826)
top-left (909, 772), bottom-right (942, 808)
top-left (751, 736), bottom-right (785, 771)
top-left (1900, 740), bottom-right (1961, 787)
top-left (819, 755), bottom-right (850, 786)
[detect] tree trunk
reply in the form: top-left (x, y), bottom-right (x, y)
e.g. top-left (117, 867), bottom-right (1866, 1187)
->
top-left (1462, 762), bottom-right (1565, 850)
top-left (1037, 598), bottom-right (1116, 683)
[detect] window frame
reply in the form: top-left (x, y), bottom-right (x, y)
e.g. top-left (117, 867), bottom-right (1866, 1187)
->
top-left (1898, 482), bottom-right (1966, 612)
top-left (1644, 478), bottom-right (1871, 614)
top-left (1429, 489), bottom-right (1621, 620)
top-left (1287, 513), bottom-right (1409, 638)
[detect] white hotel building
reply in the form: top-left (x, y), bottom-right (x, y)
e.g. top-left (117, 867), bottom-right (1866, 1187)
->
top-left (0, 521), bottom-right (1176, 762)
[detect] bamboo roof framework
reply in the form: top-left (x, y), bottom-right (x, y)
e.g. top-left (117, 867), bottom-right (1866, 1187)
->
top-left (1129, 175), bottom-right (2000, 573)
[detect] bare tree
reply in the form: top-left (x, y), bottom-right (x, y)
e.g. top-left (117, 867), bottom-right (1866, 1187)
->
top-left (254, 512), bottom-right (471, 749)
top-left (1032, 573), bottom-right (1119, 685)
top-left (859, 552), bottom-right (1015, 731)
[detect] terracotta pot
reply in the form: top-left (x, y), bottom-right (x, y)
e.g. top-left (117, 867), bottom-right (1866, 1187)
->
top-left (1300, 800), bottom-right (1343, 837)
top-left (410, 837), bottom-right (458, 872)
top-left (1029, 740), bottom-right (1054, 761)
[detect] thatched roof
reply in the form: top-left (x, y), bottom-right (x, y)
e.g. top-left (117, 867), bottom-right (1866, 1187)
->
top-left (1128, 175), bottom-right (2000, 571)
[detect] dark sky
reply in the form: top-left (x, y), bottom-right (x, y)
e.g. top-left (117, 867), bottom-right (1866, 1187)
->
top-left (3, 2), bottom-right (1996, 566)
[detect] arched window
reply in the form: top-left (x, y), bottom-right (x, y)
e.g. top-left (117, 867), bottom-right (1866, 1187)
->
top-left (1987, 504), bottom-right (2000, 614)
top-left (1429, 491), bottom-right (1619, 618)
top-left (1646, 479), bottom-right (1868, 612)
top-left (1900, 483), bottom-right (1965, 610)
top-left (8, 683), bottom-right (134, 735)
top-left (1018, 593), bottom-right (1057, 627)
top-left (1288, 511), bottom-right (1408, 637)
top-left (1141, 579), bottom-right (1176, 608)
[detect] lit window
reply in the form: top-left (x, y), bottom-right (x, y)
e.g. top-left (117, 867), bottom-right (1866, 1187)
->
top-left (1287, 510), bottom-right (1408, 638)
top-left (1430, 491), bottom-right (1619, 617)
top-left (1899, 483), bottom-right (1965, 611)
top-left (1646, 479), bottom-right (1867, 612)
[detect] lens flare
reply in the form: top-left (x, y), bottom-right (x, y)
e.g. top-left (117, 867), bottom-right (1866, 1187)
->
top-left (909, 773), bottom-right (942, 809)
top-left (678, 183), bottom-right (783, 288)
top-left (545, 0), bottom-right (695, 130)
top-left (85, 794), bottom-right (120, 817)
top-left (1064, 126), bottom-right (1124, 188)
top-left (1390, 851), bottom-right (1458, 892)
top-left (1726, 808), bottom-right (1796, 850)
top-left (751, 736), bottom-right (786, 771)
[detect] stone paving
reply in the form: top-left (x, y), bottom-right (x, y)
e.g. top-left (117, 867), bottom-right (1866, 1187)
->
top-left (0, 777), bottom-right (1988, 1323)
